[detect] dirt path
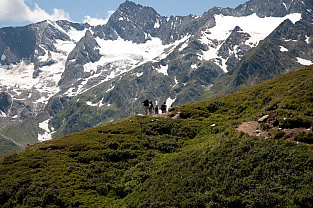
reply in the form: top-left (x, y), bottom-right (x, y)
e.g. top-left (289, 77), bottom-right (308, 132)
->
top-left (237, 121), bottom-right (268, 138)
top-left (237, 120), bottom-right (313, 146)
top-left (151, 112), bottom-right (172, 118)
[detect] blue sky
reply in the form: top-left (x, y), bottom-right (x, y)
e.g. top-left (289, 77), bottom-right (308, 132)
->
top-left (1, 0), bottom-right (248, 28)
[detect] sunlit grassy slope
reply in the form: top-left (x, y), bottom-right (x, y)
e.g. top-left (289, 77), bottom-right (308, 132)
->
top-left (0, 66), bottom-right (312, 207)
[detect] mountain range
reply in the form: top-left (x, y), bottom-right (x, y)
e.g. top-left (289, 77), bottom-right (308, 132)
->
top-left (0, 0), bottom-right (313, 153)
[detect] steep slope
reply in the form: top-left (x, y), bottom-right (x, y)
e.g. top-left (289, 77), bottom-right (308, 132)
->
top-left (0, 20), bottom-right (91, 146)
top-left (0, 66), bottom-right (312, 207)
top-left (0, 20), bottom-right (90, 116)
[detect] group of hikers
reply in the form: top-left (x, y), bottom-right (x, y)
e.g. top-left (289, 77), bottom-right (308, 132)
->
top-left (142, 99), bottom-right (167, 115)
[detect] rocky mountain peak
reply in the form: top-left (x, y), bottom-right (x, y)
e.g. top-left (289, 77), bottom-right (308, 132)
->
top-left (93, 0), bottom-right (199, 44)
top-left (101, 0), bottom-right (160, 43)
top-left (109, 0), bottom-right (160, 26)
top-left (117, 0), bottom-right (142, 11)
top-left (217, 26), bottom-right (252, 71)
top-left (116, 0), bottom-right (158, 15)
top-left (58, 30), bottom-right (101, 88)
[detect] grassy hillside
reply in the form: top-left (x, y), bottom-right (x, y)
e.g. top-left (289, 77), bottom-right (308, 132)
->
top-left (0, 136), bottom-right (21, 157)
top-left (1, 119), bottom-right (43, 147)
top-left (0, 66), bottom-right (312, 207)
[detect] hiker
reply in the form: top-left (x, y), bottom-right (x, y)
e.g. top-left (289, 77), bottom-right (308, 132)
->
top-left (143, 99), bottom-right (149, 115)
top-left (161, 102), bottom-right (167, 113)
top-left (155, 105), bottom-right (159, 114)
top-left (148, 100), bottom-right (154, 115)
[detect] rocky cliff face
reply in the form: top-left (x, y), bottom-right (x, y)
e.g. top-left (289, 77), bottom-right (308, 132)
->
top-left (59, 30), bottom-right (101, 88)
top-left (0, 92), bottom-right (12, 115)
top-left (0, 0), bottom-right (312, 147)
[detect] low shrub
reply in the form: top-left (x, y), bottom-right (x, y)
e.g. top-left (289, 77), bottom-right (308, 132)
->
top-left (295, 132), bottom-right (313, 144)
top-left (268, 129), bottom-right (286, 140)
top-left (279, 117), bottom-right (311, 129)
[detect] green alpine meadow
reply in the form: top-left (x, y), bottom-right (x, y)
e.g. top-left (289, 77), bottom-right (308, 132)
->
top-left (0, 65), bottom-right (313, 207)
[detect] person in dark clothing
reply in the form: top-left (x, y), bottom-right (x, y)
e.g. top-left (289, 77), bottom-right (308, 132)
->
top-left (161, 102), bottom-right (167, 113)
top-left (155, 105), bottom-right (159, 114)
top-left (143, 99), bottom-right (149, 115)
top-left (148, 100), bottom-right (154, 115)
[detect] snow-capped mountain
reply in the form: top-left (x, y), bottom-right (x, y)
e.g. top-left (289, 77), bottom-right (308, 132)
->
top-left (0, 0), bottom-right (312, 149)
top-left (209, 16), bottom-right (313, 96)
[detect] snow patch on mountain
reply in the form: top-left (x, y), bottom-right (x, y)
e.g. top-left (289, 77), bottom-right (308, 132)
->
top-left (154, 20), bottom-right (160, 29)
top-left (76, 74), bottom-right (102, 95)
top-left (297, 57), bottom-right (313, 65)
top-left (178, 41), bottom-right (189, 51)
top-left (86, 96), bottom-right (107, 108)
top-left (280, 46), bottom-right (289, 52)
top-left (284, 38), bottom-right (297, 42)
top-left (156, 65), bottom-right (168, 76)
top-left (99, 98), bottom-right (105, 107)
top-left (137, 72), bottom-right (143, 77)
top-left (86, 101), bottom-right (98, 107)
top-left (306, 35), bottom-right (310, 44)
top-left (0, 61), bottom-right (35, 90)
top-left (1, 54), bottom-right (6, 61)
top-left (153, 36), bottom-right (190, 62)
top-left (0, 110), bottom-right (6, 117)
top-left (38, 119), bottom-right (54, 142)
top-left (191, 64), bottom-right (198, 69)
top-left (95, 37), bottom-right (168, 65)
top-left (106, 85), bottom-right (115, 92)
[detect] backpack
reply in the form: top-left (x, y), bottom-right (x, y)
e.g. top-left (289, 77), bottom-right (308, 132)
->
top-left (143, 100), bottom-right (149, 106)
top-left (161, 104), bottom-right (166, 110)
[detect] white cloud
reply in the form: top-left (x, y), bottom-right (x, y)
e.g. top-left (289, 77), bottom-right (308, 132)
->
top-left (83, 16), bottom-right (108, 26)
top-left (83, 10), bottom-right (114, 26)
top-left (0, 0), bottom-right (70, 23)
